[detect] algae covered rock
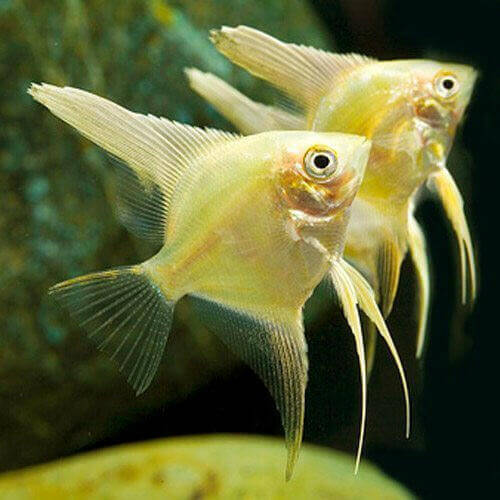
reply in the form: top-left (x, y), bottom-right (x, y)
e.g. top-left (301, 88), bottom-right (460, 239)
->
top-left (0, 0), bottom-right (333, 472)
top-left (0, 434), bottom-right (414, 499)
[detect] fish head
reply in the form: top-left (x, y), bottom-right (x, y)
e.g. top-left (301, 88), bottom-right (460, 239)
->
top-left (408, 60), bottom-right (477, 163)
top-left (275, 131), bottom-right (371, 219)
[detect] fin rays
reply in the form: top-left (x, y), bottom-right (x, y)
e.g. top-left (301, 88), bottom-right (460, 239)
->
top-left (210, 26), bottom-right (374, 111)
top-left (189, 295), bottom-right (307, 480)
top-left (29, 83), bottom-right (239, 244)
top-left (49, 266), bottom-right (175, 395)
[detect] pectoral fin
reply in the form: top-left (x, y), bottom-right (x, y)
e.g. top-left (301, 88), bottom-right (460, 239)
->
top-left (429, 168), bottom-right (477, 304)
top-left (189, 295), bottom-right (307, 481)
top-left (408, 214), bottom-right (430, 358)
top-left (185, 68), bottom-right (305, 134)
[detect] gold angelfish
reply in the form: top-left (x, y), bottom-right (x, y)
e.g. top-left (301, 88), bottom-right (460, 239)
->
top-left (29, 83), bottom-right (409, 478)
top-left (188, 26), bottom-right (477, 360)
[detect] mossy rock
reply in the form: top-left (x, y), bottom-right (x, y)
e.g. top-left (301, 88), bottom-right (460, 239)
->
top-left (0, 435), bottom-right (414, 499)
top-left (0, 0), bottom-right (332, 471)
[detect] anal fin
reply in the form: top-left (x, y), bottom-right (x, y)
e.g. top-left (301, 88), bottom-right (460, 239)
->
top-left (189, 295), bottom-right (307, 481)
top-left (408, 214), bottom-right (430, 358)
top-left (49, 266), bottom-right (175, 395)
top-left (377, 237), bottom-right (404, 317)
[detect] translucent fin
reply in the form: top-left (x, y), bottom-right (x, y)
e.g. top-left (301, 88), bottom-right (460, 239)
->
top-left (189, 295), bottom-right (307, 481)
top-left (210, 26), bottom-right (374, 110)
top-left (107, 154), bottom-right (168, 243)
top-left (185, 68), bottom-right (306, 134)
top-left (340, 260), bottom-right (411, 439)
top-left (49, 266), bottom-right (175, 395)
top-left (429, 168), bottom-right (477, 304)
top-left (329, 261), bottom-right (367, 473)
top-left (28, 83), bottom-right (239, 243)
top-left (376, 238), bottom-right (404, 317)
top-left (408, 214), bottom-right (430, 359)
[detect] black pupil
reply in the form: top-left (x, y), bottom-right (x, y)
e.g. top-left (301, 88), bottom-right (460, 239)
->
top-left (313, 154), bottom-right (330, 169)
top-left (442, 78), bottom-right (454, 90)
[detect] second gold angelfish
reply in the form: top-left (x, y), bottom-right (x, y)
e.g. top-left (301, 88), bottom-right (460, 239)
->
top-left (189, 26), bottom-right (477, 364)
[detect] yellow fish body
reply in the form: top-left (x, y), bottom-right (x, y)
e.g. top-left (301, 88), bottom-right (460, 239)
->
top-left (189, 26), bottom-right (477, 359)
top-left (29, 83), bottom-right (409, 478)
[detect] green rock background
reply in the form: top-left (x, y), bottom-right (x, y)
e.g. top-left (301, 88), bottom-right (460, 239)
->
top-left (0, 0), bottom-right (335, 473)
top-left (2, 0), bottom-right (493, 497)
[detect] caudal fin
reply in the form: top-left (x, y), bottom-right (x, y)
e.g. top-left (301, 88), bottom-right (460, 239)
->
top-left (49, 265), bottom-right (175, 395)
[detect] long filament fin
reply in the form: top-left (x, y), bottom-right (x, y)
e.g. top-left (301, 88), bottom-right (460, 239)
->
top-left (340, 260), bottom-right (411, 439)
top-left (329, 261), bottom-right (367, 473)
top-left (429, 168), bottom-right (477, 304)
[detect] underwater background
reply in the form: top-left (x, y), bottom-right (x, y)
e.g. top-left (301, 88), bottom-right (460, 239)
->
top-left (0, 0), bottom-right (497, 497)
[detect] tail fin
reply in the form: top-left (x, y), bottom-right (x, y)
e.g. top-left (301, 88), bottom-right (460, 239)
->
top-left (49, 266), bottom-right (175, 395)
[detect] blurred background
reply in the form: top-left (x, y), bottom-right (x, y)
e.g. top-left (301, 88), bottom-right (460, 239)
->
top-left (0, 0), bottom-right (497, 497)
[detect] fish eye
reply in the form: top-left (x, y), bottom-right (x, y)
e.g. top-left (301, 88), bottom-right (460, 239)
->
top-left (304, 147), bottom-right (338, 181)
top-left (434, 72), bottom-right (460, 99)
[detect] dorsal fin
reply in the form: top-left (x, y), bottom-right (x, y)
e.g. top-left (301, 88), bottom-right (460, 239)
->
top-left (210, 26), bottom-right (375, 112)
top-left (185, 68), bottom-right (306, 134)
top-left (29, 83), bottom-right (240, 244)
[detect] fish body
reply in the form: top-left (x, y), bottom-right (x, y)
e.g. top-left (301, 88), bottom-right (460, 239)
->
top-left (29, 83), bottom-right (409, 478)
top-left (193, 26), bottom-right (477, 358)
top-left (148, 130), bottom-right (365, 313)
